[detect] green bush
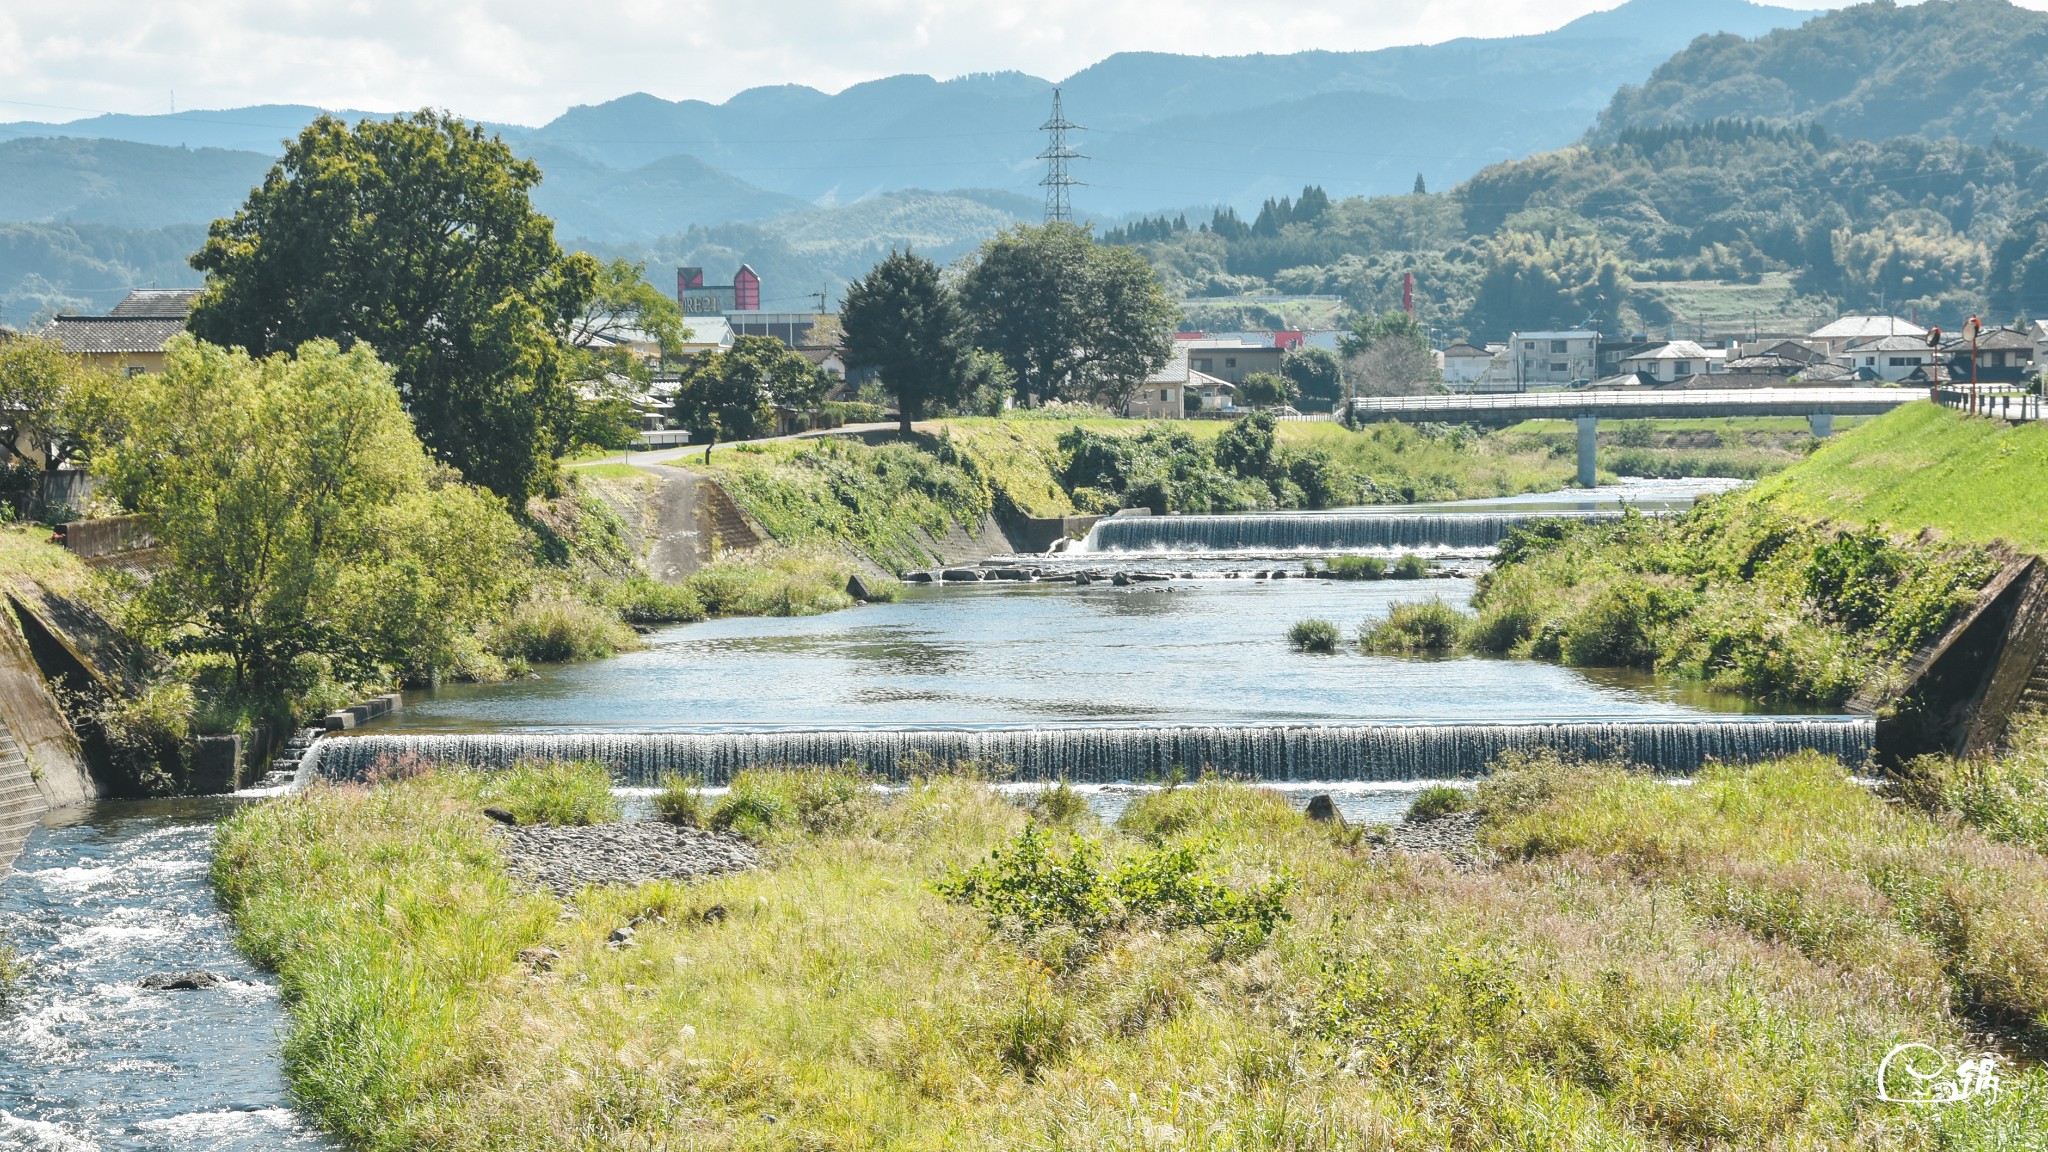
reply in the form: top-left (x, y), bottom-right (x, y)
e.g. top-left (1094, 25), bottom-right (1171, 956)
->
top-left (708, 765), bottom-right (868, 839)
top-left (1288, 618), bottom-right (1341, 653)
top-left (1362, 599), bottom-right (1470, 654)
top-left (1406, 784), bottom-right (1473, 823)
top-left (936, 824), bottom-right (1292, 958)
top-left (1025, 781), bottom-right (1090, 825)
top-left (653, 773), bottom-right (704, 827)
top-left (687, 549), bottom-right (858, 617)
top-left (492, 598), bottom-right (637, 664)
top-left (609, 577), bottom-right (706, 625)
top-left (475, 759), bottom-right (620, 826)
top-left (1392, 553), bottom-right (1431, 579)
top-left (1318, 554), bottom-right (1387, 580)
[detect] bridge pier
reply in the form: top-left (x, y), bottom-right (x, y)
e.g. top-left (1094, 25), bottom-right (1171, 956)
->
top-left (1808, 412), bottom-right (1834, 438)
top-left (1576, 415), bottom-right (1598, 487)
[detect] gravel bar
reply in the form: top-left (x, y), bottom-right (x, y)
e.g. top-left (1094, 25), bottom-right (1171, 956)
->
top-left (495, 821), bottom-right (762, 896)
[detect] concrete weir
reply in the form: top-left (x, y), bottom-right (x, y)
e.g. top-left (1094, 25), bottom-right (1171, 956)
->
top-left (303, 717), bottom-right (1874, 785)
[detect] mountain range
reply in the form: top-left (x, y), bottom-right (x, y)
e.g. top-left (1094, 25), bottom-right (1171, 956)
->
top-left (0, 0), bottom-right (1819, 324)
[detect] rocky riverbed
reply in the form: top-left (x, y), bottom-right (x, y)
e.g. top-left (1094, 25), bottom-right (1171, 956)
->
top-left (1371, 808), bottom-right (1485, 867)
top-left (494, 821), bottom-right (762, 897)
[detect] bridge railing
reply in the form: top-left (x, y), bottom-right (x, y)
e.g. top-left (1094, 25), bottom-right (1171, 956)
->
top-left (1934, 387), bottom-right (2042, 423)
top-left (1346, 387), bottom-right (1920, 418)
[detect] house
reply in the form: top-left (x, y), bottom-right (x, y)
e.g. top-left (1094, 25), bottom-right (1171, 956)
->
top-left (39, 287), bottom-right (199, 374)
top-left (1943, 326), bottom-right (2035, 384)
top-left (1185, 339), bottom-right (1283, 386)
top-left (1618, 340), bottom-right (1719, 383)
top-left (1838, 334), bottom-right (1933, 383)
top-left (1126, 346), bottom-right (1190, 419)
top-left (1721, 353), bottom-right (1813, 377)
top-left (1440, 342), bottom-right (1494, 390)
top-left (1509, 330), bottom-right (1599, 388)
top-left (1188, 370), bottom-right (1237, 411)
top-left (1809, 315), bottom-right (1925, 356)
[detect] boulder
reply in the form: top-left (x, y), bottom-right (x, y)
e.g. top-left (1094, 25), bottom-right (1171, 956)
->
top-left (140, 970), bottom-right (224, 991)
top-left (482, 806), bottom-right (519, 825)
top-left (940, 569), bottom-right (983, 582)
top-left (1304, 794), bottom-right (1344, 826)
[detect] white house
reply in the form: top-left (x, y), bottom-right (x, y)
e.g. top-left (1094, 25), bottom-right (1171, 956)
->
top-left (1838, 334), bottom-right (1933, 383)
top-left (1810, 315), bottom-right (1925, 356)
top-left (1441, 342), bottom-right (1495, 390)
top-left (1618, 340), bottom-right (1720, 383)
top-left (1127, 346), bottom-right (1190, 419)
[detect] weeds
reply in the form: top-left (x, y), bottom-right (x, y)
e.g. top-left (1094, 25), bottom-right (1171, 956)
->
top-left (1361, 598), bottom-right (1468, 653)
top-left (1287, 617), bottom-right (1340, 653)
top-left (652, 773), bottom-right (704, 827)
top-left (475, 759), bottom-right (620, 826)
top-left (1392, 552), bottom-right (1432, 579)
top-left (1310, 554), bottom-right (1387, 580)
top-left (1406, 784), bottom-right (1472, 823)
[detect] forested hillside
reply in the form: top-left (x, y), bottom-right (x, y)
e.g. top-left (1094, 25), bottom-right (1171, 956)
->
top-left (1597, 0), bottom-right (2048, 149)
top-left (1114, 121), bottom-right (2048, 338)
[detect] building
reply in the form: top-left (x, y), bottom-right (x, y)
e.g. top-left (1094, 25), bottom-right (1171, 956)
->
top-left (1809, 315), bottom-right (1925, 356)
top-left (1943, 326), bottom-right (2035, 384)
top-left (1618, 340), bottom-right (1720, 383)
top-left (39, 288), bottom-right (199, 374)
top-left (1185, 340), bottom-right (1283, 387)
top-left (1188, 371), bottom-right (1237, 411)
top-left (728, 312), bottom-right (834, 348)
top-left (1509, 330), bottom-right (1600, 388)
top-left (1127, 346), bottom-right (1190, 418)
top-left (1441, 342), bottom-right (1495, 390)
top-left (1838, 334), bottom-right (1934, 383)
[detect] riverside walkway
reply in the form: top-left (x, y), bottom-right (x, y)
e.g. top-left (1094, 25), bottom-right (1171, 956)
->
top-left (1347, 387), bottom-right (1923, 485)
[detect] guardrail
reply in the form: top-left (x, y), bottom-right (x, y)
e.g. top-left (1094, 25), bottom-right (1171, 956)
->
top-left (1347, 387), bottom-right (1920, 420)
top-left (1934, 387), bottom-right (2042, 423)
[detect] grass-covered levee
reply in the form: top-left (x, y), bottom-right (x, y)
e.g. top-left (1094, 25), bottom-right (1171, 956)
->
top-left (215, 752), bottom-right (2048, 1150)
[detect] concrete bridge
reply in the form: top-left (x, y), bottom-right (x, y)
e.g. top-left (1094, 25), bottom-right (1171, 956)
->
top-left (1346, 387), bottom-right (1924, 486)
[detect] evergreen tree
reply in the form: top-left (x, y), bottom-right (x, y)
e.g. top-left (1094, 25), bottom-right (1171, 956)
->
top-left (1413, 173), bottom-right (1428, 195)
top-left (841, 249), bottom-right (973, 433)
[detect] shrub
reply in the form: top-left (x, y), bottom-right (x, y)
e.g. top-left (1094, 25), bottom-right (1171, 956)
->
top-left (609, 577), bottom-right (706, 625)
top-left (1406, 784), bottom-right (1472, 823)
top-left (1559, 577), bottom-right (1688, 668)
top-left (1392, 553), bottom-right (1431, 580)
top-left (708, 765), bottom-right (868, 839)
top-left (1288, 618), bottom-right (1341, 653)
top-left (935, 824), bottom-right (1292, 958)
top-left (1025, 781), bottom-right (1089, 825)
top-left (1361, 599), bottom-right (1470, 653)
top-left (687, 549), bottom-right (856, 617)
top-left (492, 598), bottom-right (636, 664)
top-left (653, 773), bottom-right (704, 827)
top-left (475, 759), bottom-right (620, 826)
top-left (1319, 554), bottom-right (1387, 581)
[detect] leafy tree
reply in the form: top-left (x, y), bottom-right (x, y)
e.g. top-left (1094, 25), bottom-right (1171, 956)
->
top-left (958, 222), bottom-right (1177, 408)
top-left (840, 249), bottom-right (972, 433)
top-left (1990, 203), bottom-right (2048, 318)
top-left (1468, 229), bottom-right (1628, 337)
top-left (1281, 346), bottom-right (1344, 410)
top-left (1339, 310), bottom-right (1428, 359)
top-left (94, 336), bottom-right (523, 691)
top-left (0, 335), bottom-right (113, 475)
top-left (187, 110), bottom-right (598, 503)
top-left (670, 335), bottom-right (829, 443)
top-left (1215, 411), bottom-right (1281, 482)
top-left (1236, 371), bottom-right (1297, 408)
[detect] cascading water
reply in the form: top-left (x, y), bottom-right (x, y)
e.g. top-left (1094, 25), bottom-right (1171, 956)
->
top-left (1076, 510), bottom-right (1630, 553)
top-left (304, 717), bottom-right (1872, 786)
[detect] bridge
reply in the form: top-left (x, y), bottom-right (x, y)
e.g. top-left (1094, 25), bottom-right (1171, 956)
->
top-left (1345, 387), bottom-right (1925, 486)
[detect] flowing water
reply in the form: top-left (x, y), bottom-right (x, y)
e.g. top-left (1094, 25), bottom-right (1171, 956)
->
top-left (0, 799), bottom-right (331, 1152)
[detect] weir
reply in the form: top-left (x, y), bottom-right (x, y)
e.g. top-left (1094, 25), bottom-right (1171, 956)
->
top-left (1077, 509), bottom-right (1627, 553)
top-left (304, 717), bottom-right (1873, 785)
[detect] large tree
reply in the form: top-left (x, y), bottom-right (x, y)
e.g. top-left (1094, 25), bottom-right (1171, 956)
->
top-left (94, 336), bottom-right (525, 690)
top-left (0, 335), bottom-right (113, 475)
top-left (186, 110), bottom-right (597, 503)
top-left (670, 335), bottom-right (830, 444)
top-left (958, 222), bottom-right (1177, 407)
top-left (841, 249), bottom-right (972, 433)
top-left (1280, 345), bottom-right (1344, 411)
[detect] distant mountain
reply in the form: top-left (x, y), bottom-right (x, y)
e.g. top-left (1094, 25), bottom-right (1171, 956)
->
top-left (0, 104), bottom-right (481, 156)
top-left (1597, 0), bottom-right (2048, 147)
top-left (0, 138), bottom-right (272, 229)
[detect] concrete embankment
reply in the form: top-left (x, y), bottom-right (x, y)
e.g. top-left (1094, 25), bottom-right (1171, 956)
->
top-left (1868, 554), bottom-right (2048, 762)
top-left (0, 590), bottom-right (99, 874)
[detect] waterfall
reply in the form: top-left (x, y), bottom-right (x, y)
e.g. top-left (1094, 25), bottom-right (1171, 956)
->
top-left (1076, 510), bottom-right (1628, 553)
top-left (301, 717), bottom-right (1872, 785)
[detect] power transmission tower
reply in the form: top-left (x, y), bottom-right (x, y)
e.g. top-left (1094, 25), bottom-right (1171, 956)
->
top-left (1038, 87), bottom-right (1085, 223)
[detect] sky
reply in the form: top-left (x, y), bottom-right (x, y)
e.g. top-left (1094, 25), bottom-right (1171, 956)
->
top-left (0, 0), bottom-right (1876, 128)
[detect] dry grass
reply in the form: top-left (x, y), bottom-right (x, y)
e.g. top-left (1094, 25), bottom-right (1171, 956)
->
top-left (215, 757), bottom-right (2048, 1150)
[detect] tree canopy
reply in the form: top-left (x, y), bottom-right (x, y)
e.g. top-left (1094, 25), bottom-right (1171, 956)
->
top-left (959, 222), bottom-right (1177, 408)
top-left (670, 335), bottom-right (830, 443)
top-left (187, 110), bottom-right (598, 503)
top-left (840, 249), bottom-right (972, 433)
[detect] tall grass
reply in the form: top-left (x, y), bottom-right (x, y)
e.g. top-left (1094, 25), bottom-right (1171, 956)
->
top-left (475, 759), bottom-right (620, 826)
top-left (685, 546), bottom-right (877, 617)
top-left (1287, 617), bottom-right (1341, 653)
top-left (215, 758), bottom-right (2048, 1150)
top-left (1361, 598), bottom-right (1469, 653)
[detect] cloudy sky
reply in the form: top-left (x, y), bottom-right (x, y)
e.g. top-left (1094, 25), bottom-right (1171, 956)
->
top-left (0, 0), bottom-right (1950, 127)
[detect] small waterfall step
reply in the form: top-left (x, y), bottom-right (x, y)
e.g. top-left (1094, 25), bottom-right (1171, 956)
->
top-left (305, 717), bottom-right (1874, 786)
top-left (1079, 509), bottom-right (1628, 554)
top-left (253, 727), bottom-right (325, 789)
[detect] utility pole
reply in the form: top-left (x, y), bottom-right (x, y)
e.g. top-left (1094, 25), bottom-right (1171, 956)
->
top-left (1039, 88), bottom-right (1085, 224)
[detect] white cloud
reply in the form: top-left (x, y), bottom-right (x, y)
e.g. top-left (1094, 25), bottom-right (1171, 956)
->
top-left (0, 0), bottom-right (1897, 127)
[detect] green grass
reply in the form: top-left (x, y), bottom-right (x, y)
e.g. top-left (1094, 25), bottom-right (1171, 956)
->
top-left (568, 461), bottom-right (657, 481)
top-left (653, 774), bottom-right (705, 827)
top-left (684, 545), bottom-right (887, 618)
top-left (215, 756), bottom-right (2048, 1149)
top-left (1750, 402), bottom-right (2048, 553)
top-left (1287, 617), bottom-right (1341, 653)
top-left (1404, 783), bottom-right (1471, 823)
top-left (1361, 599), bottom-right (1467, 654)
top-left (1310, 554), bottom-right (1388, 580)
top-left (473, 759), bottom-right (621, 826)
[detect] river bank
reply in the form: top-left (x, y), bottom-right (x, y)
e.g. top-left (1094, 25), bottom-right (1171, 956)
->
top-left (209, 754), bottom-right (2048, 1149)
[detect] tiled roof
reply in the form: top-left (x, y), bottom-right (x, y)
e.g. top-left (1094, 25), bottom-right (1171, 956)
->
top-left (108, 289), bottom-right (200, 317)
top-left (1811, 315), bottom-right (1925, 340)
top-left (40, 315), bottom-right (186, 355)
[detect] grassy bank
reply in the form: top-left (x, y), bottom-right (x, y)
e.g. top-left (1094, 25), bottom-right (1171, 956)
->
top-left (1352, 499), bottom-right (1994, 706)
top-left (1751, 402), bottom-right (2048, 553)
top-left (675, 414), bottom-right (1829, 573)
top-left (217, 756), bottom-right (2048, 1149)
